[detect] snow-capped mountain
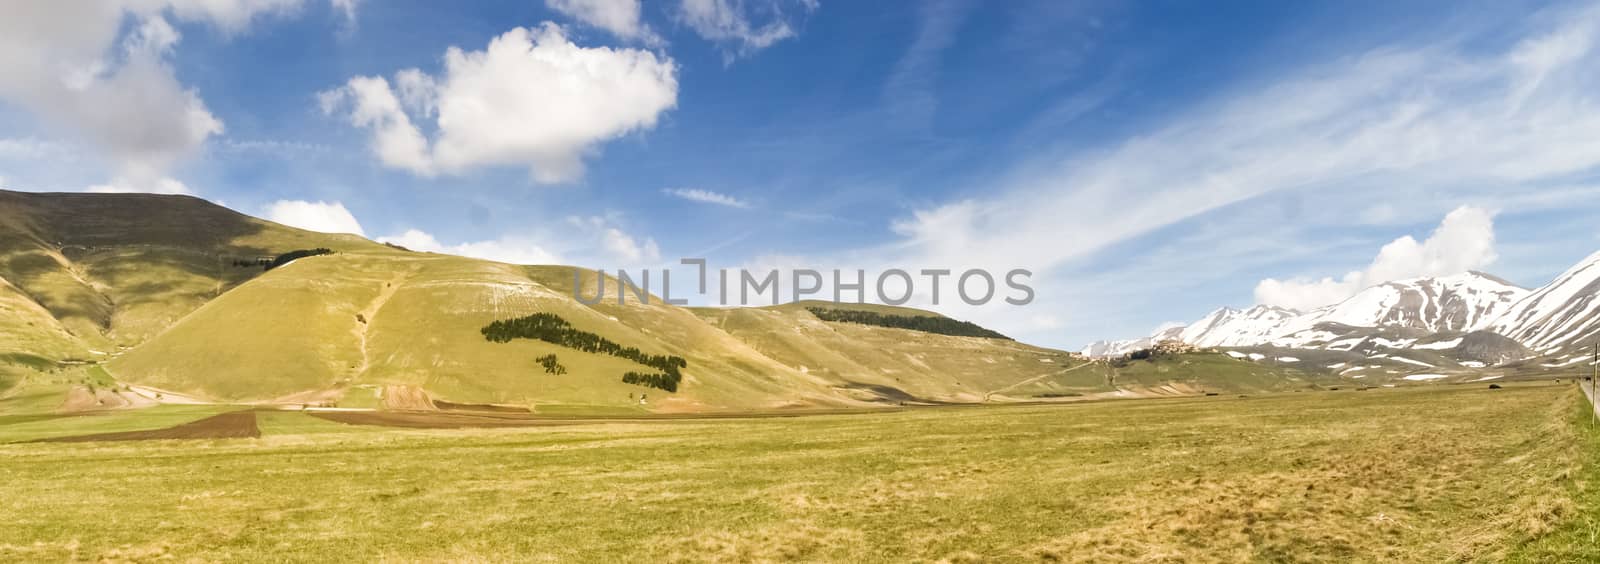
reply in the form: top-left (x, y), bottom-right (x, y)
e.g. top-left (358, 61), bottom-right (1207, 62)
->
top-left (1081, 326), bottom-right (1184, 357)
top-left (1086, 271), bottom-right (1530, 357)
top-left (1276, 272), bottom-right (1527, 336)
top-left (1486, 251), bottom-right (1600, 356)
top-left (1177, 305), bottom-right (1300, 347)
top-left (1081, 253), bottom-right (1600, 372)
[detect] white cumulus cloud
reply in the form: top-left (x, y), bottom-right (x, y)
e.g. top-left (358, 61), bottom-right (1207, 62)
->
top-left (377, 214), bottom-right (658, 267)
top-left (264, 200), bottom-right (367, 235)
top-left (0, 1), bottom-right (349, 192)
top-left (379, 229), bottom-right (564, 265)
top-left (321, 23), bottom-right (678, 184)
top-left (569, 214), bottom-right (661, 264)
top-left (320, 75), bottom-right (434, 175)
top-left (87, 176), bottom-right (193, 195)
top-left (1254, 206), bottom-right (1499, 311)
top-left (601, 226), bottom-right (661, 263)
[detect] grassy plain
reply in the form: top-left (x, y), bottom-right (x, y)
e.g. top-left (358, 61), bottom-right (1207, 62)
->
top-left (0, 383), bottom-right (1594, 562)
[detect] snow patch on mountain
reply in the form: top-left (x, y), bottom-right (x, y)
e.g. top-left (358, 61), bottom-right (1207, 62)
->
top-left (1486, 251), bottom-right (1600, 354)
top-left (1080, 325), bottom-right (1185, 358)
top-left (1402, 374), bottom-right (1448, 381)
top-left (1177, 305), bottom-right (1300, 348)
top-left (1091, 271), bottom-right (1529, 356)
top-left (1275, 272), bottom-right (1526, 336)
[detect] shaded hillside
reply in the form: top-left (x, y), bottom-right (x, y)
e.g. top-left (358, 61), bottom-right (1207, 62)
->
top-left (0, 190), bottom-right (384, 349)
top-left (0, 274), bottom-right (85, 362)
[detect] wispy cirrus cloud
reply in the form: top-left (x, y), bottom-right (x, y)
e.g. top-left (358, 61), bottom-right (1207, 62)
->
top-left (663, 187), bottom-right (750, 208)
top-left (675, 0), bottom-right (817, 61)
top-left (546, 0), bottom-right (662, 45)
top-left (818, 2), bottom-right (1600, 347)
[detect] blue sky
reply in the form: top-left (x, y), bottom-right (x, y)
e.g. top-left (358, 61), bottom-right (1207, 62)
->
top-left (3, 0), bottom-right (1600, 350)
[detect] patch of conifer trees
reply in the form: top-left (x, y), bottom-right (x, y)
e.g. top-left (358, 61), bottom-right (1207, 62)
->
top-left (804, 307), bottom-right (1011, 340)
top-left (265, 248), bottom-right (333, 270)
top-left (482, 313), bottom-right (686, 392)
top-left (622, 371), bottom-right (679, 392)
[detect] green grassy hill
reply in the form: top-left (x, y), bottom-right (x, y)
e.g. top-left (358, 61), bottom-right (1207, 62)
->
top-left (2, 189), bottom-right (1326, 412)
top-left (693, 303), bottom-right (1089, 402)
top-left (109, 252), bottom-right (862, 411)
top-left (1103, 350), bottom-right (1335, 393)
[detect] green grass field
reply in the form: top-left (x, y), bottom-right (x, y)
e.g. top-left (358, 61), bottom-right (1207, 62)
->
top-left (1, 382), bottom-right (1595, 562)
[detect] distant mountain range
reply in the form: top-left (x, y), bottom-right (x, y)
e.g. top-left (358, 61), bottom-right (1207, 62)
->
top-left (1085, 257), bottom-right (1600, 371)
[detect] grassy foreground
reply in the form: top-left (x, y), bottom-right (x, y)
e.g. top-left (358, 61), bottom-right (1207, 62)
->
top-left (0, 384), bottom-right (1595, 562)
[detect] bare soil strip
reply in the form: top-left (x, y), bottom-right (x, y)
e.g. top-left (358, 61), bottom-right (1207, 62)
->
top-left (307, 406), bottom-right (913, 429)
top-left (433, 400), bottom-right (532, 413)
top-left (308, 410), bottom-right (588, 429)
top-left (34, 410), bottom-right (260, 442)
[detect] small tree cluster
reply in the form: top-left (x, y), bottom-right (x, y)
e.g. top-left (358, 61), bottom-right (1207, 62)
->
top-left (622, 371), bottom-right (679, 392)
top-left (536, 354), bottom-right (567, 375)
top-left (805, 307), bottom-right (1011, 340)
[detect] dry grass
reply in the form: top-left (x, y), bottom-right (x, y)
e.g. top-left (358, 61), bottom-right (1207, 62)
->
top-left (0, 383), bottom-right (1591, 562)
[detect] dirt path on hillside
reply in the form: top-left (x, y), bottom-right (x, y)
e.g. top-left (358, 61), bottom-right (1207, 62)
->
top-left (57, 386), bottom-right (155, 412)
top-left (353, 272), bottom-right (409, 378)
top-left (34, 410), bottom-right (259, 442)
top-left (986, 361), bottom-right (1098, 399)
